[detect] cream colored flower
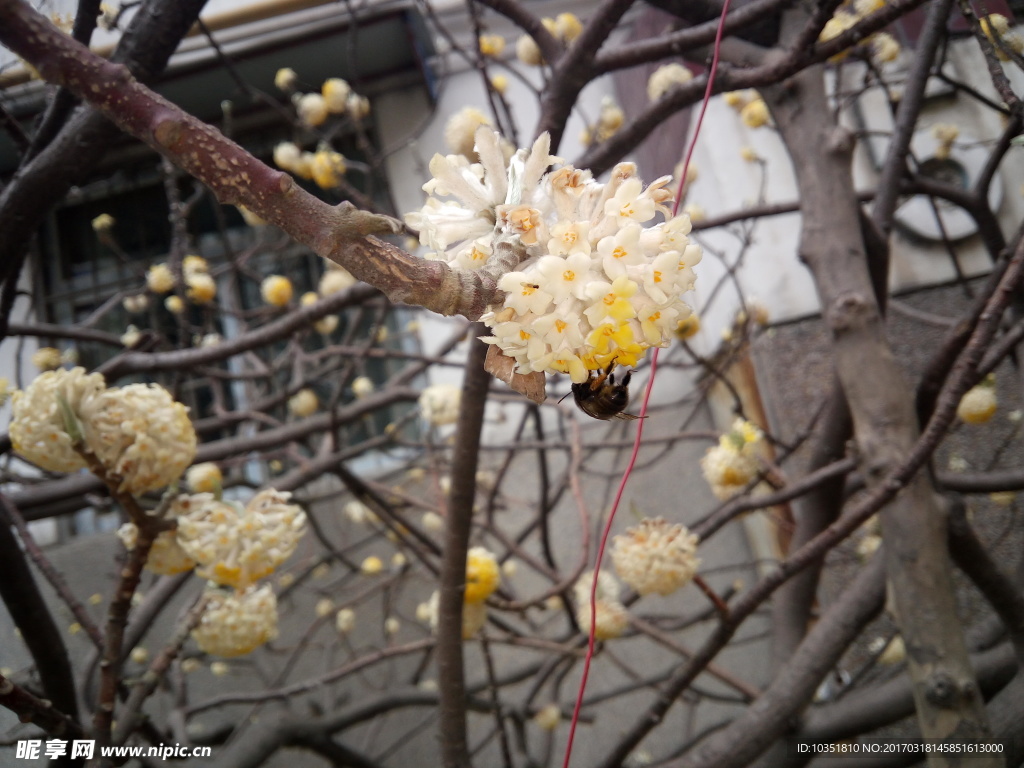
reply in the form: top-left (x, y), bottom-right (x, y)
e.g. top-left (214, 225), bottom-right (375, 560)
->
top-left (445, 107), bottom-right (492, 158)
top-left (516, 34), bottom-right (543, 65)
top-left (274, 67), bottom-right (297, 91)
top-left (384, 617), bottom-right (400, 636)
top-left (612, 518), bottom-right (700, 596)
top-left (361, 555), bottom-right (384, 575)
top-left (871, 32), bottom-right (900, 63)
top-left (210, 661), bottom-right (230, 676)
top-left (319, 267), bottom-right (356, 295)
top-left (576, 599), bottom-right (629, 639)
top-left (534, 704), bottom-right (561, 731)
top-left (146, 263), bottom-right (175, 294)
top-left (490, 74), bottom-right (508, 94)
top-left (345, 500), bottom-right (375, 524)
top-left (296, 93), bottom-right (329, 127)
top-left (647, 63), bottom-right (693, 101)
top-left (83, 383), bottom-right (197, 494)
top-left (422, 511), bottom-right (444, 532)
top-left (186, 462), bottom-right (222, 493)
top-left (91, 213), bottom-right (115, 232)
top-left (958, 384), bottom-right (997, 424)
top-left (175, 490), bottom-right (306, 589)
top-left (700, 419), bottom-right (765, 499)
top-left (122, 294), bottom-right (149, 314)
top-left (288, 389), bottom-right (319, 418)
top-left (419, 383), bottom-right (461, 426)
top-left (351, 376), bottom-right (375, 398)
top-left (315, 315), bottom-right (339, 334)
top-left (346, 93), bottom-right (371, 120)
top-left (261, 275), bottom-right (294, 307)
top-left (9, 367), bottom-right (106, 472)
top-left (32, 347), bottom-right (63, 371)
top-left (164, 295), bottom-right (184, 315)
top-left (322, 77), bottom-right (351, 112)
top-left (186, 272), bottom-right (217, 304)
top-left (315, 598), bottom-right (335, 618)
top-left (0, 377), bottom-right (10, 408)
top-left (192, 585), bottom-right (278, 658)
top-left (465, 547), bottom-right (500, 603)
top-left (273, 141), bottom-right (302, 172)
top-left (130, 647), bottom-right (149, 664)
top-left (336, 607), bottom-right (356, 633)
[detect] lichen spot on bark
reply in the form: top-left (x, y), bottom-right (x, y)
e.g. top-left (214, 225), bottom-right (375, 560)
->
top-left (153, 120), bottom-right (183, 149)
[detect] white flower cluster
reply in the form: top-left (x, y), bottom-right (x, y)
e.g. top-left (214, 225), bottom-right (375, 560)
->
top-left (425, 589), bottom-right (488, 639)
top-left (175, 489), bottom-right (307, 590)
top-left (10, 368), bottom-right (197, 494)
top-left (419, 383), bottom-right (461, 426)
top-left (700, 419), bottom-right (766, 500)
top-left (192, 585), bottom-right (278, 658)
top-left (573, 569), bottom-right (629, 640)
top-left (405, 128), bottom-right (701, 384)
top-left (611, 517), bottom-right (700, 596)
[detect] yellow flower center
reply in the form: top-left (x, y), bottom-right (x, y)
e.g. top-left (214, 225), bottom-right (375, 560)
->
top-left (653, 270), bottom-right (662, 283)
top-left (613, 246), bottom-right (626, 259)
top-left (563, 270), bottom-right (576, 281)
top-left (649, 311), bottom-right (661, 322)
top-left (563, 232), bottom-right (577, 245)
top-left (471, 247), bottom-right (487, 261)
top-left (522, 284), bottom-right (537, 295)
top-left (603, 293), bottom-right (616, 306)
top-left (555, 319), bottom-right (567, 332)
top-left (519, 330), bottom-right (530, 340)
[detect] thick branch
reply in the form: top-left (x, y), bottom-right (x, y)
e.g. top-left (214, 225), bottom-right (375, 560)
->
top-left (0, 0), bottom-right (503, 320)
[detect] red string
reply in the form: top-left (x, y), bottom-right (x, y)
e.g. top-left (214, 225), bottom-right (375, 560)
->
top-left (561, 2), bottom-right (733, 764)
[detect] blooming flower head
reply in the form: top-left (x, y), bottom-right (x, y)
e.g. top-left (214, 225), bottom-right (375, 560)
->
top-left (9, 368), bottom-right (105, 472)
top-left (192, 585), bottom-right (278, 657)
top-left (146, 263), bottom-right (175, 294)
top-left (419, 383), bottom-right (461, 426)
top-left (576, 598), bottom-right (629, 640)
top-left (336, 607), bottom-right (356, 633)
top-left (647, 62), bottom-right (693, 101)
top-left (296, 93), bottom-right (329, 127)
top-left (361, 555), bottom-right (384, 575)
top-left (464, 547), bottom-right (500, 603)
top-left (322, 78), bottom-right (351, 112)
top-left (261, 275), bottom-right (293, 307)
top-left (80, 383), bottom-right (197, 494)
top-left (175, 490), bottom-right (307, 589)
top-left (700, 419), bottom-right (766, 499)
top-left (186, 462), bottom-right (222, 494)
top-left (408, 128), bottom-right (701, 385)
top-left (186, 272), bottom-right (217, 304)
top-left (612, 518), bottom-right (700, 596)
top-left (534, 704), bottom-right (561, 731)
top-left (740, 99), bottom-right (770, 128)
top-left (516, 34), bottom-right (543, 65)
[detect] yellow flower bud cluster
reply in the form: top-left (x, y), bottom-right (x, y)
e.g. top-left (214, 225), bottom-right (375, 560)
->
top-left (464, 547), bottom-right (500, 603)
